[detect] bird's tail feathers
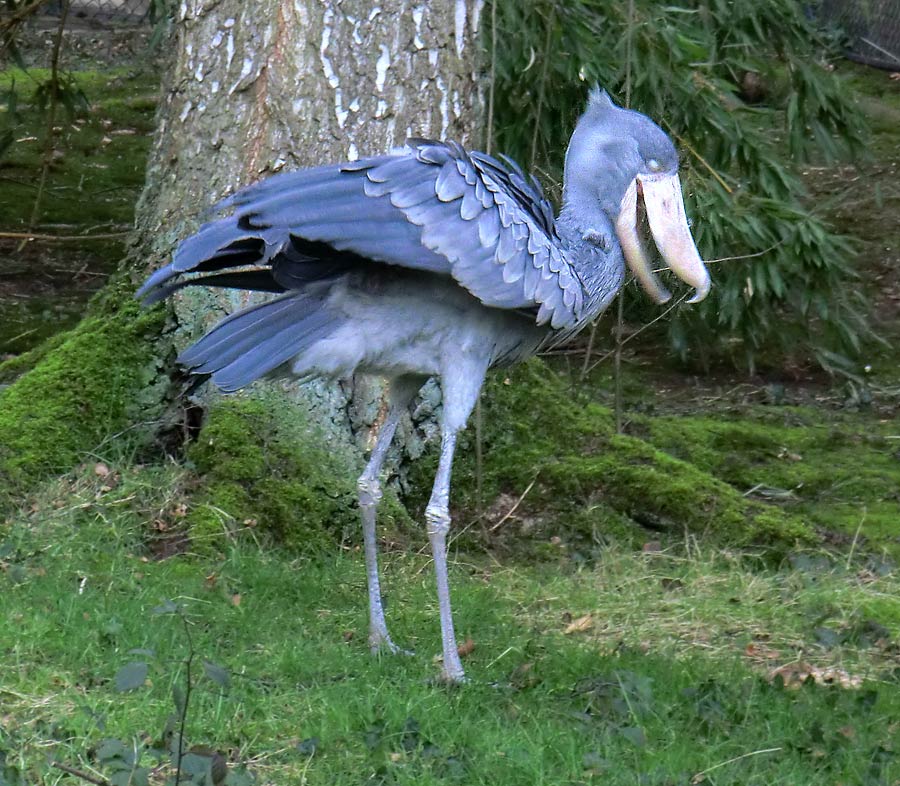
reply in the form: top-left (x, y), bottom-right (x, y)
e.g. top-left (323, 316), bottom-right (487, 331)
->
top-left (178, 291), bottom-right (342, 393)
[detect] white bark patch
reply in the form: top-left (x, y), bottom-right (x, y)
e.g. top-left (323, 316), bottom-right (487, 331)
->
top-left (348, 143), bottom-right (359, 161)
top-left (179, 100), bottom-right (193, 123)
top-left (472, 0), bottom-right (484, 34)
top-left (319, 12), bottom-right (339, 89)
top-left (350, 14), bottom-right (364, 45)
top-left (334, 90), bottom-right (348, 127)
top-left (375, 45), bottom-right (391, 92)
top-left (225, 32), bottom-right (234, 69)
top-left (436, 76), bottom-right (450, 138)
top-left (412, 6), bottom-right (425, 49)
top-left (368, 6), bottom-right (381, 21)
top-left (454, 0), bottom-right (467, 58)
top-left (376, 99), bottom-right (388, 118)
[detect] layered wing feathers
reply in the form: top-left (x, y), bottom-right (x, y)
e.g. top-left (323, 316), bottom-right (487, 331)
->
top-left (137, 141), bottom-right (585, 329)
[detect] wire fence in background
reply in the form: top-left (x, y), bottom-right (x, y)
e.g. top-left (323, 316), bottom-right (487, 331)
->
top-left (818, 0), bottom-right (900, 70)
top-left (34, 0), bottom-right (900, 65)
top-left (43, 0), bottom-right (151, 27)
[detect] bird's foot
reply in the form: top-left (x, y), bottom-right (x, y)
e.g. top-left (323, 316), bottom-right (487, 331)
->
top-left (427, 667), bottom-right (468, 687)
top-left (369, 632), bottom-right (414, 657)
top-left (430, 653), bottom-right (467, 685)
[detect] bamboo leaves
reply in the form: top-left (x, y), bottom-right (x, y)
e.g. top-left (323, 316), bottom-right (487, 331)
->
top-left (485, 0), bottom-right (871, 373)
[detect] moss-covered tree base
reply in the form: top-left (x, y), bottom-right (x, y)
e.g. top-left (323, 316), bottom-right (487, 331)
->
top-left (0, 279), bottom-right (167, 502)
top-left (185, 391), bottom-right (413, 554)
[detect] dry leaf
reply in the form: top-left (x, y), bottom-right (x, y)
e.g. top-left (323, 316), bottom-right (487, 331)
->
top-left (457, 637), bottom-right (475, 657)
top-left (642, 541), bottom-right (662, 553)
top-left (745, 642), bottom-right (781, 660)
top-left (231, 593), bottom-right (241, 607)
top-left (342, 630), bottom-right (355, 642)
top-left (94, 462), bottom-right (111, 478)
top-left (769, 661), bottom-right (863, 690)
top-left (564, 614), bottom-right (594, 634)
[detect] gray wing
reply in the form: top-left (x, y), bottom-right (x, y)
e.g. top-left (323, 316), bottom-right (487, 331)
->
top-left (137, 140), bottom-right (586, 329)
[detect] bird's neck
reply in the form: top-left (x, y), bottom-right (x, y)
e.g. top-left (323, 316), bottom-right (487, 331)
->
top-left (556, 195), bottom-right (625, 323)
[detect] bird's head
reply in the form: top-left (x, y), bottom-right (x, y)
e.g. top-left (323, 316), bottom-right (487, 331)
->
top-left (564, 87), bottom-right (711, 304)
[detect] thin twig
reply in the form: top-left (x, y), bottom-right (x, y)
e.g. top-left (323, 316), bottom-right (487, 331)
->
top-left (579, 321), bottom-right (598, 380)
top-left (614, 291), bottom-right (625, 433)
top-left (529, 9), bottom-right (554, 169)
top-left (489, 477), bottom-right (537, 532)
top-left (692, 747), bottom-right (782, 779)
top-left (19, 0), bottom-right (71, 251)
top-left (846, 507), bottom-right (867, 570)
top-left (702, 240), bottom-right (786, 266)
top-left (50, 761), bottom-right (110, 786)
top-left (484, 0), bottom-right (497, 156)
top-left (0, 0), bottom-right (50, 34)
top-left (474, 397), bottom-right (483, 514)
top-left (664, 122), bottom-right (734, 194)
top-left (586, 292), bottom-right (690, 375)
top-left (611, 0), bottom-right (634, 432)
top-left (475, 0), bottom-right (499, 515)
top-left (0, 230), bottom-right (130, 242)
top-left (174, 613), bottom-right (195, 786)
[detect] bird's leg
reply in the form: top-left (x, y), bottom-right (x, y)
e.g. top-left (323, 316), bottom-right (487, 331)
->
top-left (358, 379), bottom-right (420, 655)
top-left (425, 427), bottom-right (466, 683)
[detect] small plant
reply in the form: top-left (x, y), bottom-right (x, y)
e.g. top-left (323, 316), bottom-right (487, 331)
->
top-left (54, 600), bottom-right (254, 786)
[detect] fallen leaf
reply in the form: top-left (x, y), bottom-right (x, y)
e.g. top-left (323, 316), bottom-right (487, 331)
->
top-left (564, 614), bottom-right (594, 634)
top-left (769, 661), bottom-right (863, 690)
top-left (457, 637), bottom-right (475, 657)
top-left (745, 642), bottom-right (780, 660)
top-left (342, 630), bottom-right (355, 642)
top-left (94, 462), bottom-right (111, 478)
top-left (231, 593), bottom-right (241, 607)
top-left (642, 541), bottom-right (661, 553)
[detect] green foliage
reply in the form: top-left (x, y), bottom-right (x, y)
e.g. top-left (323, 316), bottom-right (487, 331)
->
top-left (486, 0), bottom-right (871, 373)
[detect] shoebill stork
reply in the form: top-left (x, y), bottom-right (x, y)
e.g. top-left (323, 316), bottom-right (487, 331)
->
top-left (137, 88), bottom-right (711, 683)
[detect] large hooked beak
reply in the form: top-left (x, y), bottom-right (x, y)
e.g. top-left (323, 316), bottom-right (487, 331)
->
top-left (614, 172), bottom-right (711, 304)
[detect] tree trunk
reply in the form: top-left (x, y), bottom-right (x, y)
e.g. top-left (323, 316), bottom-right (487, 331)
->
top-left (0, 0), bottom-right (484, 495)
top-left (140, 0), bottom-right (484, 443)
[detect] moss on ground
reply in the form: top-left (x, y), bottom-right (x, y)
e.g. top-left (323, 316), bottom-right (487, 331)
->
top-left (185, 392), bottom-right (412, 553)
top-left (408, 360), bottom-right (814, 553)
top-left (0, 276), bottom-right (166, 502)
top-left (642, 409), bottom-right (900, 558)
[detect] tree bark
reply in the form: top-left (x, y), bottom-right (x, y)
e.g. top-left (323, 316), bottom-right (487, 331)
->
top-left (139, 0), bottom-right (485, 451)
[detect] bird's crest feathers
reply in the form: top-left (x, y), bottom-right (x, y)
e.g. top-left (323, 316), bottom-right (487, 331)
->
top-left (586, 85), bottom-right (618, 114)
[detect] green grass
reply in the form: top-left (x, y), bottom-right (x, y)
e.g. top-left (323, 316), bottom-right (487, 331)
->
top-left (2, 463), bottom-right (899, 785)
